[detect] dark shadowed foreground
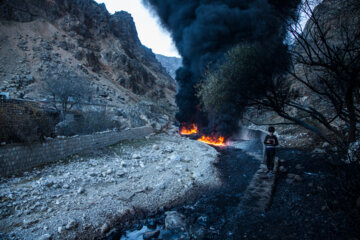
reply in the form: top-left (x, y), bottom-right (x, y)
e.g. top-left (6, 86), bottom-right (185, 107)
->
top-left (110, 141), bottom-right (360, 240)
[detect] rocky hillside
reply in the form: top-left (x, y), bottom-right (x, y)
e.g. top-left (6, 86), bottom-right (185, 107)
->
top-left (155, 54), bottom-right (182, 80)
top-left (0, 0), bottom-right (176, 124)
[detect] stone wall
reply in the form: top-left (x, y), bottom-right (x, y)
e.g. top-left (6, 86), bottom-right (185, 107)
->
top-left (0, 126), bottom-right (153, 177)
top-left (0, 99), bottom-right (58, 142)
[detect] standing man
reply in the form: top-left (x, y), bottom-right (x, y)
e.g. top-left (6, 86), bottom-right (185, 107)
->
top-left (264, 126), bottom-right (279, 174)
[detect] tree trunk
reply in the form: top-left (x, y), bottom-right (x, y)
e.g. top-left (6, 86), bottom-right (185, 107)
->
top-left (345, 86), bottom-right (356, 143)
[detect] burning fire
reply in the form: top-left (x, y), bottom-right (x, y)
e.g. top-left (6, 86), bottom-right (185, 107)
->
top-left (179, 123), bottom-right (228, 147)
top-left (180, 123), bottom-right (198, 135)
top-left (197, 135), bottom-right (227, 147)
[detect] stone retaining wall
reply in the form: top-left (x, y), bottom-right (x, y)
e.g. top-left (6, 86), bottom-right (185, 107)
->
top-left (0, 127), bottom-right (153, 177)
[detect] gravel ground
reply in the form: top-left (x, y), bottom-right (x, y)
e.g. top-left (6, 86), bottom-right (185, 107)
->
top-left (2, 135), bottom-right (359, 240)
top-left (112, 143), bottom-right (360, 240)
top-left (109, 140), bottom-right (262, 240)
top-left (0, 134), bottom-right (220, 240)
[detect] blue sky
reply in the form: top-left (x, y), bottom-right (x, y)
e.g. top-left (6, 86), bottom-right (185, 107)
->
top-left (94, 0), bottom-right (180, 57)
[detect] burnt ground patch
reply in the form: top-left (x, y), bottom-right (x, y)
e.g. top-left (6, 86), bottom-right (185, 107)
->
top-left (173, 145), bottom-right (262, 237)
top-left (106, 140), bottom-right (261, 239)
top-left (225, 148), bottom-right (360, 240)
top-left (105, 144), bottom-right (360, 240)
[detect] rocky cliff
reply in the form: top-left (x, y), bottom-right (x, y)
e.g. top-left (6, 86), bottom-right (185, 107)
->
top-left (0, 0), bottom-right (176, 128)
top-left (155, 54), bottom-right (182, 80)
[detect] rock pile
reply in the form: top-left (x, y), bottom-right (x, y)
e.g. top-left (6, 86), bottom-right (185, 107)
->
top-left (0, 133), bottom-right (219, 239)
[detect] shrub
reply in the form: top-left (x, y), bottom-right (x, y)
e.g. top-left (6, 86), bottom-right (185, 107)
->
top-left (79, 111), bottom-right (121, 134)
top-left (0, 100), bottom-right (58, 144)
top-left (55, 111), bottom-right (121, 136)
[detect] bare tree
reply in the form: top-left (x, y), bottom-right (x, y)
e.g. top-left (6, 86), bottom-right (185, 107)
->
top-left (43, 72), bottom-right (92, 120)
top-left (270, 0), bottom-right (360, 145)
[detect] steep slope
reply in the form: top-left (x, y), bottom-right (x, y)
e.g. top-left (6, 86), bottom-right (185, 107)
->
top-left (0, 0), bottom-right (176, 114)
top-left (155, 54), bottom-right (182, 80)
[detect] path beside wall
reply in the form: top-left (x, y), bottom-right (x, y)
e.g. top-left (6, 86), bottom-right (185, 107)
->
top-left (0, 127), bottom-right (153, 177)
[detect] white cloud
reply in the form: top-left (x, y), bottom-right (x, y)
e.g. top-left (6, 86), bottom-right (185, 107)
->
top-left (95, 0), bottom-right (180, 57)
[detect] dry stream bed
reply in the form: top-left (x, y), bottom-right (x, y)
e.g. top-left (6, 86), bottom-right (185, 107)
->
top-left (0, 134), bottom-right (221, 240)
top-left (1, 134), bottom-right (359, 240)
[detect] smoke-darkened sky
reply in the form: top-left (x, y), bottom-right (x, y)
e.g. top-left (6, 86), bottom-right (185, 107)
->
top-left (143, 0), bottom-right (301, 136)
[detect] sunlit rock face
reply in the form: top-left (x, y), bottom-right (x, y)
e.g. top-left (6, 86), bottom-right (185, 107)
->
top-left (0, 0), bottom-right (176, 128)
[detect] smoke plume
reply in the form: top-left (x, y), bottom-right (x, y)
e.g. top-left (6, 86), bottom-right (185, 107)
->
top-left (143, 0), bottom-right (300, 136)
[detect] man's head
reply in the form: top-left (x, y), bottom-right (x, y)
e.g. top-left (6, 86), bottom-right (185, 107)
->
top-left (268, 126), bottom-right (275, 135)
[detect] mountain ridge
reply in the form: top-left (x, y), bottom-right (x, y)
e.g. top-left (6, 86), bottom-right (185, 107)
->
top-left (0, 0), bottom-right (176, 113)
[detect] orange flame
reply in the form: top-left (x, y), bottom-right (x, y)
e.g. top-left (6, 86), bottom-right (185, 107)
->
top-left (197, 135), bottom-right (227, 147)
top-left (180, 123), bottom-right (198, 135)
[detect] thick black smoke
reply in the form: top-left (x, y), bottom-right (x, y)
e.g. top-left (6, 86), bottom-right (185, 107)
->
top-left (143, 0), bottom-right (300, 136)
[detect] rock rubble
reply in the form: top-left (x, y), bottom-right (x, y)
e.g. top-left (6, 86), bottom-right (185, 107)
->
top-left (0, 134), bottom-right (219, 239)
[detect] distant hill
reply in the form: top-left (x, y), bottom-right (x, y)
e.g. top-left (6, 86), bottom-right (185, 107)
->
top-left (155, 54), bottom-right (182, 80)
